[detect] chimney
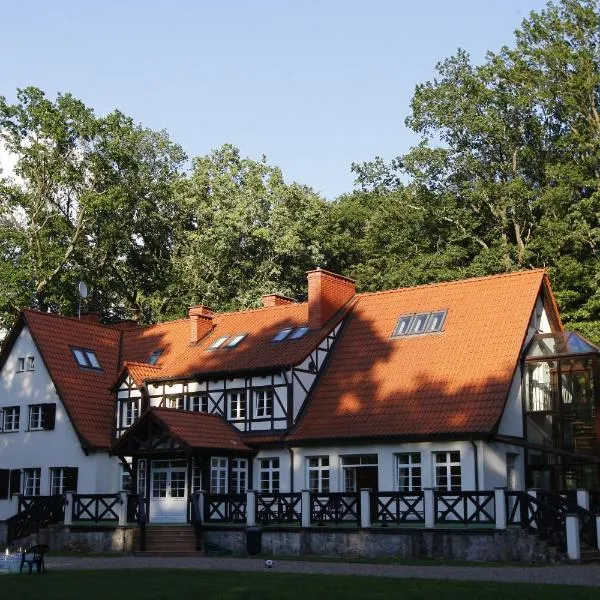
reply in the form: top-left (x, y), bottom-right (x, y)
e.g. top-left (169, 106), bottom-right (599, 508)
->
top-left (80, 311), bottom-right (100, 323)
top-left (262, 293), bottom-right (295, 308)
top-left (307, 268), bottom-right (356, 330)
top-left (188, 305), bottom-right (215, 344)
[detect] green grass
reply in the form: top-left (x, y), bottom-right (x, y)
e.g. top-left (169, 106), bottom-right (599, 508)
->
top-left (0, 570), bottom-right (596, 600)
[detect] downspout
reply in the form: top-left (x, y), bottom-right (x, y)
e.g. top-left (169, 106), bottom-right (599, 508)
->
top-left (288, 447), bottom-right (295, 492)
top-left (470, 440), bottom-right (479, 491)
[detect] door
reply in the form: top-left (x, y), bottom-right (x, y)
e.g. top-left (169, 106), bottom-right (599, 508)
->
top-left (149, 459), bottom-right (188, 522)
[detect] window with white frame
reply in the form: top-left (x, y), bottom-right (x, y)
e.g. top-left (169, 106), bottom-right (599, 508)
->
top-left (396, 453), bottom-right (422, 492)
top-left (17, 356), bottom-right (35, 372)
top-left (189, 394), bottom-right (209, 413)
top-left (28, 405), bottom-right (44, 430)
top-left (434, 451), bottom-right (461, 491)
top-left (23, 468), bottom-right (41, 496)
top-left (228, 391), bottom-right (246, 420)
top-left (231, 458), bottom-right (248, 494)
top-left (210, 457), bottom-right (228, 493)
top-left (259, 458), bottom-right (280, 493)
top-left (137, 459), bottom-right (147, 496)
top-left (1, 407), bottom-right (20, 432)
top-left (123, 400), bottom-right (139, 427)
top-left (192, 460), bottom-right (202, 493)
top-left (307, 456), bottom-right (330, 493)
top-left (166, 396), bottom-right (184, 410)
top-left (119, 463), bottom-right (132, 492)
top-left (49, 467), bottom-right (77, 495)
top-left (254, 389), bottom-right (274, 419)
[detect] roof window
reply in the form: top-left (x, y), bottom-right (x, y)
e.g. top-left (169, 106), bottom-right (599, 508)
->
top-left (391, 310), bottom-right (448, 338)
top-left (147, 349), bottom-right (163, 365)
top-left (272, 326), bottom-right (310, 342)
top-left (226, 334), bottom-right (247, 348)
top-left (289, 326), bottom-right (309, 340)
top-left (71, 347), bottom-right (103, 370)
top-left (272, 328), bottom-right (293, 342)
top-left (209, 336), bottom-right (229, 349)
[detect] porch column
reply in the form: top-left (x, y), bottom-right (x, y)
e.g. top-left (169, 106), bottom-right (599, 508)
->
top-left (565, 513), bottom-right (581, 561)
top-left (63, 491), bottom-right (74, 525)
top-left (301, 490), bottom-right (311, 528)
top-left (194, 490), bottom-right (205, 523)
top-left (12, 493), bottom-right (22, 517)
top-left (494, 487), bottom-right (507, 529)
top-left (424, 488), bottom-right (435, 528)
top-left (360, 489), bottom-right (371, 528)
top-left (118, 491), bottom-right (128, 526)
top-left (576, 489), bottom-right (590, 511)
top-left (246, 490), bottom-right (256, 527)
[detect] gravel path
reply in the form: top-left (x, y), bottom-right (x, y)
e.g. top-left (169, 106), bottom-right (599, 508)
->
top-left (45, 556), bottom-right (600, 587)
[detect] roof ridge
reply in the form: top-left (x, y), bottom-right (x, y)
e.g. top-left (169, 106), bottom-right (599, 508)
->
top-left (213, 302), bottom-right (308, 318)
top-left (22, 309), bottom-right (125, 333)
top-left (355, 269), bottom-right (546, 299)
top-left (150, 406), bottom-right (229, 421)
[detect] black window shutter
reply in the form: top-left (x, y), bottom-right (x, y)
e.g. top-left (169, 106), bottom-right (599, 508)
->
top-left (64, 467), bottom-right (78, 492)
top-left (9, 469), bottom-right (21, 496)
top-left (0, 469), bottom-right (9, 499)
top-left (43, 403), bottom-right (56, 430)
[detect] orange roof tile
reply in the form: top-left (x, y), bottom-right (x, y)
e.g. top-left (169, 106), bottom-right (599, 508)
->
top-left (289, 270), bottom-right (549, 442)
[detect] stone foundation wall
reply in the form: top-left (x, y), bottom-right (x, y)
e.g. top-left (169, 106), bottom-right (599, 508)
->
top-left (6, 525), bottom-right (136, 553)
top-left (203, 527), bottom-right (560, 563)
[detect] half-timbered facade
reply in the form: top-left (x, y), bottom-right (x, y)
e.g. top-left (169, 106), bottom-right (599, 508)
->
top-left (1, 268), bottom-right (599, 525)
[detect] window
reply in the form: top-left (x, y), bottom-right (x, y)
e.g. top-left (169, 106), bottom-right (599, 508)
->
top-left (17, 356), bottom-right (35, 372)
top-left (396, 453), bottom-right (421, 492)
top-left (209, 336), bottom-right (229, 349)
top-left (210, 457), bottom-right (228, 493)
top-left (119, 463), bottom-right (132, 492)
top-left (49, 467), bottom-right (78, 495)
top-left (272, 328), bottom-right (293, 342)
top-left (71, 347), bottom-right (102, 370)
top-left (29, 404), bottom-right (57, 431)
top-left (137, 459), bottom-right (147, 496)
top-left (506, 453), bottom-right (519, 491)
top-left (23, 468), bottom-right (41, 496)
top-left (341, 454), bottom-right (378, 492)
top-left (226, 334), bottom-right (247, 348)
top-left (232, 458), bottom-right (248, 493)
top-left (392, 310), bottom-right (448, 338)
top-left (307, 456), bottom-right (330, 493)
top-left (434, 451), bottom-right (461, 491)
top-left (123, 401), bottom-right (139, 427)
top-left (289, 326), bottom-right (309, 340)
top-left (1, 407), bottom-right (20, 432)
top-left (259, 458), bottom-right (280, 493)
top-left (254, 389), bottom-right (274, 419)
top-left (166, 396), bottom-right (184, 410)
top-left (189, 394), bottom-right (209, 412)
top-left (228, 391), bottom-right (246, 420)
top-left (147, 349), bottom-right (163, 365)
top-left (192, 460), bottom-right (202, 493)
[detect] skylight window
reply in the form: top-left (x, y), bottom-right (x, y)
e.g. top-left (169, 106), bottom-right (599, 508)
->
top-left (147, 349), bottom-right (163, 365)
top-left (391, 310), bottom-right (447, 338)
top-left (71, 347), bottom-right (103, 370)
top-left (209, 336), bottom-right (229, 349)
top-left (272, 328), bottom-right (293, 342)
top-left (289, 326), bottom-right (309, 340)
top-left (226, 334), bottom-right (247, 348)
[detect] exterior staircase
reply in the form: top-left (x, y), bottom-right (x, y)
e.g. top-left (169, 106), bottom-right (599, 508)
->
top-left (580, 542), bottom-right (600, 563)
top-left (135, 525), bottom-right (203, 556)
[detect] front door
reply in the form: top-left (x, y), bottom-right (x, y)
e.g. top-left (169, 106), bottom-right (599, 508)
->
top-left (149, 459), bottom-right (188, 522)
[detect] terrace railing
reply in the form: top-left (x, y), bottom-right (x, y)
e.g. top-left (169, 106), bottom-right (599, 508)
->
top-left (6, 495), bottom-right (65, 545)
top-left (311, 492), bottom-right (360, 525)
top-left (72, 493), bottom-right (121, 522)
top-left (374, 492), bottom-right (424, 525)
top-left (205, 494), bottom-right (247, 523)
top-left (434, 491), bottom-right (495, 525)
top-left (256, 493), bottom-right (302, 525)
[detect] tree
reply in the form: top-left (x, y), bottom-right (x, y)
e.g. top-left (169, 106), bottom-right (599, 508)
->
top-left (0, 87), bottom-right (186, 329)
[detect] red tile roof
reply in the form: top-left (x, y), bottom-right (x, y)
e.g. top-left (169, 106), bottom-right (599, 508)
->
top-left (289, 269), bottom-right (550, 442)
top-left (112, 407), bottom-right (253, 453)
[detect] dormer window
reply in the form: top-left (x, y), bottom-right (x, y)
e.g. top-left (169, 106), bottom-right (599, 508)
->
top-left (391, 310), bottom-right (447, 338)
top-left (147, 349), bottom-right (163, 365)
top-left (71, 347), bottom-right (103, 370)
top-left (209, 336), bottom-right (229, 349)
top-left (226, 334), bottom-right (247, 348)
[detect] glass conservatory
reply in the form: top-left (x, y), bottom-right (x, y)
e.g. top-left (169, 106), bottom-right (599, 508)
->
top-left (524, 332), bottom-right (600, 490)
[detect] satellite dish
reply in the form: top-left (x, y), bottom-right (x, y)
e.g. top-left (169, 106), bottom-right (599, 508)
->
top-left (78, 281), bottom-right (88, 299)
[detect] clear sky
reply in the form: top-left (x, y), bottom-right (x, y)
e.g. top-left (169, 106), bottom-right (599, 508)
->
top-left (1, 0), bottom-right (549, 199)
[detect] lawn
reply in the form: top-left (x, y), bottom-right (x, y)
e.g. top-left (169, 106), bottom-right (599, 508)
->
top-left (0, 570), bottom-right (597, 600)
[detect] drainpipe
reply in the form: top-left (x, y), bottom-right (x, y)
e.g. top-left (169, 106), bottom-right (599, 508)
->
top-left (470, 440), bottom-right (479, 491)
top-left (288, 447), bottom-right (295, 492)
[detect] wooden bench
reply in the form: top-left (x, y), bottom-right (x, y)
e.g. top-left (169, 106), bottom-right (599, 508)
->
top-left (20, 544), bottom-right (49, 574)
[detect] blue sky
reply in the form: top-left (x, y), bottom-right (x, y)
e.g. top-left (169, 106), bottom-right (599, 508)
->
top-left (1, 0), bottom-right (549, 198)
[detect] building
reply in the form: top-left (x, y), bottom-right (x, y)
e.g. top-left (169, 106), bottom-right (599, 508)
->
top-left (0, 268), bottom-right (598, 523)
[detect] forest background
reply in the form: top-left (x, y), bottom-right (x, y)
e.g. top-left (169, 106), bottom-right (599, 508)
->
top-left (1, 0), bottom-right (599, 342)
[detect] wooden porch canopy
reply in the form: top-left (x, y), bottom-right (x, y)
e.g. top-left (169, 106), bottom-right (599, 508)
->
top-left (111, 407), bottom-right (255, 457)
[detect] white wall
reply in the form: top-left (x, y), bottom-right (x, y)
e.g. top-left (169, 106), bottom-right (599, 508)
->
top-left (0, 327), bottom-right (120, 519)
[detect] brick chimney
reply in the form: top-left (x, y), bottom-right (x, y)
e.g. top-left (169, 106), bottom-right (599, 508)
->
top-left (307, 269), bottom-right (356, 330)
top-left (188, 305), bottom-right (215, 344)
top-left (262, 293), bottom-right (295, 308)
